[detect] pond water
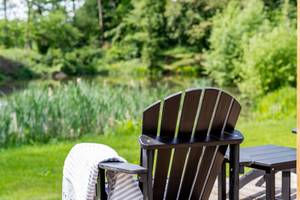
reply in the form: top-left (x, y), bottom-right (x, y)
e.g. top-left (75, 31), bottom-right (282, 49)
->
top-left (0, 75), bottom-right (238, 97)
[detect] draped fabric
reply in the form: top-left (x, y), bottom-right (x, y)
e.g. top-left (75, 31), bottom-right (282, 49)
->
top-left (62, 143), bottom-right (142, 200)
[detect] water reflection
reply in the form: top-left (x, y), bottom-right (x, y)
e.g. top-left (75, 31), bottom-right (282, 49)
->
top-left (0, 75), bottom-right (215, 96)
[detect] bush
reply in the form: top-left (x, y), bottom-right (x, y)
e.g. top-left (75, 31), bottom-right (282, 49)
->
top-left (0, 20), bottom-right (25, 48)
top-left (0, 48), bottom-right (43, 79)
top-left (61, 47), bottom-right (103, 75)
top-left (254, 87), bottom-right (296, 120)
top-left (104, 43), bottom-right (139, 63)
top-left (0, 48), bottom-right (42, 67)
top-left (44, 48), bottom-right (64, 68)
top-left (238, 25), bottom-right (296, 99)
top-left (205, 0), bottom-right (269, 86)
top-left (33, 10), bottom-right (82, 54)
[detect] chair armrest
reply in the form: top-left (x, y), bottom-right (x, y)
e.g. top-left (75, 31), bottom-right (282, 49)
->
top-left (139, 129), bottom-right (244, 150)
top-left (99, 162), bottom-right (148, 174)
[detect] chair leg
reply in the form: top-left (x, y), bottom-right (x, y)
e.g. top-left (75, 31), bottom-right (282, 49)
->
top-left (142, 149), bottom-right (154, 200)
top-left (218, 160), bottom-right (226, 200)
top-left (282, 171), bottom-right (291, 200)
top-left (96, 168), bottom-right (107, 200)
top-left (229, 144), bottom-right (239, 200)
top-left (265, 171), bottom-right (275, 200)
top-left (141, 174), bottom-right (148, 200)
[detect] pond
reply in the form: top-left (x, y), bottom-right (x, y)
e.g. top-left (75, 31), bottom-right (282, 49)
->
top-left (0, 74), bottom-right (238, 97)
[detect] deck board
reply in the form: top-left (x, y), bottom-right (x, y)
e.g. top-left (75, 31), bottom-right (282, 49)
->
top-left (209, 172), bottom-right (297, 199)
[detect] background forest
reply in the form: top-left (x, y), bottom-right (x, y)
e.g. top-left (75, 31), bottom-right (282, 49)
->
top-left (0, 0), bottom-right (296, 98)
top-left (0, 0), bottom-right (297, 199)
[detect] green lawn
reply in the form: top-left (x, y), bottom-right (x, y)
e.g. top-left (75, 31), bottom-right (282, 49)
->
top-left (0, 117), bottom-right (296, 200)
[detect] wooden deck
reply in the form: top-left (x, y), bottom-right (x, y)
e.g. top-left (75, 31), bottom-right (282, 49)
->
top-left (210, 172), bottom-right (297, 199)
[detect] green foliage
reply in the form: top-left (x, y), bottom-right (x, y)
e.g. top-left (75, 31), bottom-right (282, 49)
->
top-left (205, 0), bottom-right (268, 86)
top-left (0, 20), bottom-right (25, 48)
top-left (74, 0), bottom-right (134, 45)
top-left (162, 47), bottom-right (203, 75)
top-left (204, 0), bottom-right (296, 100)
top-left (164, 0), bottom-right (227, 48)
top-left (104, 43), bottom-right (139, 63)
top-left (61, 47), bottom-right (103, 75)
top-left (43, 48), bottom-right (64, 68)
top-left (0, 0), bottom-right (297, 100)
top-left (74, 0), bottom-right (100, 45)
top-left (99, 59), bottom-right (148, 76)
top-left (238, 25), bottom-right (296, 98)
top-left (140, 0), bottom-right (166, 69)
top-left (0, 48), bottom-right (43, 79)
top-left (33, 10), bottom-right (81, 54)
top-left (253, 87), bottom-right (296, 121)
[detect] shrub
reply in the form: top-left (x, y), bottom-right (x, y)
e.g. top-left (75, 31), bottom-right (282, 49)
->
top-left (61, 47), bottom-right (103, 75)
top-left (44, 48), bottom-right (64, 68)
top-left (238, 25), bottom-right (296, 99)
top-left (0, 48), bottom-right (42, 79)
top-left (205, 0), bottom-right (269, 86)
top-left (0, 20), bottom-right (25, 48)
top-left (254, 87), bottom-right (296, 120)
top-left (33, 10), bottom-right (82, 54)
top-left (104, 43), bottom-right (139, 63)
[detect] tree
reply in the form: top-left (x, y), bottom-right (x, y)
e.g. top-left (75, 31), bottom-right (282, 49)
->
top-left (72, 0), bottom-right (76, 17)
top-left (141, 0), bottom-right (166, 70)
top-left (204, 0), bottom-right (267, 86)
top-left (25, 0), bottom-right (32, 49)
top-left (164, 0), bottom-right (228, 49)
top-left (3, 0), bottom-right (8, 46)
top-left (3, 0), bottom-right (7, 21)
top-left (1, 0), bottom-right (17, 47)
top-left (33, 10), bottom-right (81, 53)
top-left (97, 0), bottom-right (104, 46)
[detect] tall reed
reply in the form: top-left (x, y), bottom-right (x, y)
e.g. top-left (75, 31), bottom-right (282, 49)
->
top-left (0, 78), bottom-right (210, 147)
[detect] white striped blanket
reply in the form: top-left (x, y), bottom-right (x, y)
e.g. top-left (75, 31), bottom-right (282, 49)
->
top-left (62, 143), bottom-right (143, 200)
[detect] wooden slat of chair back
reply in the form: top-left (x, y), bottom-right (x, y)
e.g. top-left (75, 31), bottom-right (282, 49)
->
top-left (141, 88), bottom-right (241, 200)
top-left (153, 92), bottom-right (182, 200)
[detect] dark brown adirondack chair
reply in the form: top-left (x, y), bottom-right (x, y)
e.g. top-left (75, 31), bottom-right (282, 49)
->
top-left (98, 88), bottom-right (243, 200)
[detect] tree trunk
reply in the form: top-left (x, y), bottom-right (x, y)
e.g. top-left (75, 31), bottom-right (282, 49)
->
top-left (25, 0), bottom-right (32, 49)
top-left (71, 0), bottom-right (76, 21)
top-left (3, 0), bottom-right (7, 21)
top-left (97, 0), bottom-right (104, 46)
top-left (72, 0), bottom-right (76, 14)
top-left (3, 0), bottom-right (8, 47)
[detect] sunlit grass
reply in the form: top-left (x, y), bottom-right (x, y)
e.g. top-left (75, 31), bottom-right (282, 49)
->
top-left (0, 78), bottom-right (296, 199)
top-left (0, 116), bottom-right (296, 200)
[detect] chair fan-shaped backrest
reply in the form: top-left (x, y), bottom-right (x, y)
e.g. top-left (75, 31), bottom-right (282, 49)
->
top-left (141, 88), bottom-right (241, 200)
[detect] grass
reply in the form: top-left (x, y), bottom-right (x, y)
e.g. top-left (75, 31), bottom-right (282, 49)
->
top-left (0, 78), bottom-right (295, 199)
top-left (0, 117), bottom-right (296, 200)
top-left (0, 133), bottom-right (140, 200)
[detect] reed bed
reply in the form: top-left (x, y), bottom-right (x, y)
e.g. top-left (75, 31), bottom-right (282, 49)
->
top-left (0, 78), bottom-right (208, 147)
